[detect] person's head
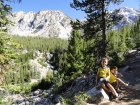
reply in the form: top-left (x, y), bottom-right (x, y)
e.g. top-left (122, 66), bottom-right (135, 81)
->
top-left (110, 66), bottom-right (118, 75)
top-left (101, 57), bottom-right (108, 68)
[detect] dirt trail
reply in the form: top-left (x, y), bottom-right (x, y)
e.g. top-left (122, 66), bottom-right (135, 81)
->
top-left (99, 89), bottom-right (140, 105)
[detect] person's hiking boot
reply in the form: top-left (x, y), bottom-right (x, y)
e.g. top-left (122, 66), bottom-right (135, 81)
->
top-left (119, 86), bottom-right (125, 90)
top-left (111, 93), bottom-right (119, 101)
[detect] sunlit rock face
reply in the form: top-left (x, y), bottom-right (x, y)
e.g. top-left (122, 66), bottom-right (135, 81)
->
top-left (7, 10), bottom-right (72, 39)
top-left (7, 7), bottom-right (139, 39)
top-left (112, 7), bottom-right (140, 29)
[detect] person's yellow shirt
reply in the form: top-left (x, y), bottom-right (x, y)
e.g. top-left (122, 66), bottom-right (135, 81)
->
top-left (97, 67), bottom-right (110, 78)
top-left (110, 72), bottom-right (116, 83)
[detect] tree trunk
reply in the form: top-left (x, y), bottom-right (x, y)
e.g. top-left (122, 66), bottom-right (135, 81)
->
top-left (102, 0), bottom-right (106, 57)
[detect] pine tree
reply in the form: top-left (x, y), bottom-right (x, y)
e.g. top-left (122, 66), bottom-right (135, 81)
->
top-left (130, 18), bottom-right (140, 47)
top-left (64, 20), bottom-right (84, 79)
top-left (70, 0), bottom-right (123, 57)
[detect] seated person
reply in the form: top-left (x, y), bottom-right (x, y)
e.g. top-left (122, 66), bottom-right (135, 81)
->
top-left (110, 66), bottom-right (129, 92)
top-left (96, 57), bottom-right (119, 98)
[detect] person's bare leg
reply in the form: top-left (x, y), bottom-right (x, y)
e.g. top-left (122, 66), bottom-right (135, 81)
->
top-left (101, 83), bottom-right (110, 92)
top-left (115, 80), bottom-right (120, 90)
top-left (115, 81), bottom-right (122, 93)
top-left (116, 78), bottom-right (128, 86)
top-left (106, 83), bottom-right (118, 97)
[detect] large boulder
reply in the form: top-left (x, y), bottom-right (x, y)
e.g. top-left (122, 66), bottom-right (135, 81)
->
top-left (86, 85), bottom-right (110, 103)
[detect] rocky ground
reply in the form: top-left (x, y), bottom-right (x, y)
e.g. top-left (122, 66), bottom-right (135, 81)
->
top-left (97, 87), bottom-right (140, 105)
top-left (1, 51), bottom-right (140, 105)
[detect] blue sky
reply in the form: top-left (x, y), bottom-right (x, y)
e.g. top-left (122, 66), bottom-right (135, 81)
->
top-left (9, 0), bottom-right (140, 20)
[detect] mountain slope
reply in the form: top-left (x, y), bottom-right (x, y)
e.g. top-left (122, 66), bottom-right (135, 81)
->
top-left (7, 7), bottom-right (140, 39)
top-left (113, 7), bottom-right (140, 29)
top-left (7, 10), bottom-right (72, 39)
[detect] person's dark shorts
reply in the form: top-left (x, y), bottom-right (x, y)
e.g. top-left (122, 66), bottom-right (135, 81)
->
top-left (111, 82), bottom-right (117, 87)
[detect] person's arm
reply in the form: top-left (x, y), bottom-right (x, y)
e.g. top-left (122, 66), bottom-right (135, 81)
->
top-left (117, 72), bottom-right (123, 79)
top-left (96, 70), bottom-right (99, 85)
top-left (106, 74), bottom-right (110, 81)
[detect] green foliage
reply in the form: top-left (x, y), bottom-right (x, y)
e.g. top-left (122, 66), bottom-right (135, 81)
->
top-left (74, 92), bottom-right (91, 102)
top-left (107, 30), bottom-right (129, 55)
top-left (0, 0), bottom-right (13, 31)
top-left (59, 92), bottom-right (91, 105)
top-left (38, 58), bottom-right (47, 67)
top-left (84, 36), bottom-right (102, 71)
top-left (45, 69), bottom-right (54, 83)
top-left (130, 18), bottom-right (140, 47)
top-left (10, 35), bottom-right (68, 52)
top-left (56, 52), bottom-right (68, 79)
top-left (106, 25), bottom-right (137, 67)
top-left (74, 101), bottom-right (85, 105)
top-left (4, 84), bottom-right (22, 93)
top-left (0, 34), bottom-right (22, 67)
top-left (4, 68), bottom-right (28, 84)
top-left (108, 52), bottom-right (124, 67)
top-left (59, 92), bottom-right (75, 105)
top-left (63, 21), bottom-right (84, 79)
top-left (3, 62), bottom-right (40, 85)
top-left (24, 70), bottom-right (53, 91)
top-left (0, 96), bottom-right (10, 105)
top-left (14, 51), bottom-right (34, 63)
top-left (30, 78), bottom-right (53, 91)
top-left (0, 35), bottom-right (68, 92)
top-left (59, 96), bottom-right (69, 105)
top-left (52, 74), bottom-right (64, 93)
top-left (2, 83), bottom-right (31, 94)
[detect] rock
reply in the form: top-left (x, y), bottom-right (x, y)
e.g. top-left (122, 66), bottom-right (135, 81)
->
top-left (126, 50), bottom-right (137, 57)
top-left (25, 101), bottom-right (30, 105)
top-left (135, 55), bottom-right (140, 59)
top-left (54, 95), bottom-right (60, 103)
top-left (33, 89), bottom-right (43, 96)
top-left (133, 84), bottom-right (140, 90)
top-left (136, 78), bottom-right (140, 82)
top-left (127, 50), bottom-right (137, 54)
top-left (45, 53), bottom-right (53, 61)
top-left (56, 103), bottom-right (61, 105)
top-left (86, 85), bottom-right (109, 103)
top-left (7, 10), bottom-right (72, 39)
top-left (137, 47), bottom-right (140, 51)
top-left (119, 66), bottom-right (129, 72)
